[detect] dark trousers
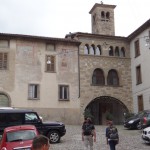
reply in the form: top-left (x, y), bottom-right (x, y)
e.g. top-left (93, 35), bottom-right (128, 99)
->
top-left (108, 140), bottom-right (117, 150)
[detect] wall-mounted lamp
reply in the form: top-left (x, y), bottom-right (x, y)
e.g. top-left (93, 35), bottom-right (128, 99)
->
top-left (47, 57), bottom-right (51, 64)
top-left (145, 38), bottom-right (150, 49)
top-left (145, 32), bottom-right (150, 49)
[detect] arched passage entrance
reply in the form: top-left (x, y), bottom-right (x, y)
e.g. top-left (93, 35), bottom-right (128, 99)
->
top-left (85, 96), bottom-right (128, 125)
top-left (0, 93), bottom-right (10, 107)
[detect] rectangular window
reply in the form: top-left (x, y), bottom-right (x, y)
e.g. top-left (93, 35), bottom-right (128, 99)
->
top-left (136, 65), bottom-right (142, 85)
top-left (134, 40), bottom-right (140, 57)
top-left (0, 40), bottom-right (9, 48)
top-left (46, 44), bottom-right (55, 51)
top-left (138, 95), bottom-right (144, 112)
top-left (0, 53), bottom-right (8, 70)
top-left (28, 84), bottom-right (40, 100)
top-left (59, 85), bottom-right (69, 101)
top-left (46, 55), bottom-right (55, 72)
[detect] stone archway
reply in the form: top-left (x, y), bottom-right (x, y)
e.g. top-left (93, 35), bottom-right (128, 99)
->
top-left (0, 93), bottom-right (10, 107)
top-left (86, 96), bottom-right (129, 125)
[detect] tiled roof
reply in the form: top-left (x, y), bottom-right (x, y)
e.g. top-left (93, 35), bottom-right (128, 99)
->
top-left (65, 32), bottom-right (128, 41)
top-left (0, 32), bottom-right (81, 45)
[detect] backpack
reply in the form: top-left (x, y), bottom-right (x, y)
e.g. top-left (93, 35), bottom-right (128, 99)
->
top-left (107, 127), bottom-right (118, 140)
top-left (82, 123), bottom-right (93, 136)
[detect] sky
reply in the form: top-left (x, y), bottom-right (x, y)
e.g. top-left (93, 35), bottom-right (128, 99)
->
top-left (0, 0), bottom-right (149, 38)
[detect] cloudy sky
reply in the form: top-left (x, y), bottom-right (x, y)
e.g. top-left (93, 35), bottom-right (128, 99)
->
top-left (0, 0), bottom-right (149, 38)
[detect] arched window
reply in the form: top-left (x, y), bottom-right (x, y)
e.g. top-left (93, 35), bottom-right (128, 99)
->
top-left (115, 47), bottom-right (119, 56)
top-left (101, 11), bottom-right (105, 20)
top-left (92, 68), bottom-right (105, 85)
top-left (107, 69), bottom-right (119, 86)
top-left (120, 47), bottom-right (125, 57)
top-left (106, 12), bottom-right (110, 20)
top-left (84, 44), bottom-right (89, 54)
top-left (109, 46), bottom-right (114, 56)
top-left (95, 45), bottom-right (101, 55)
top-left (93, 13), bottom-right (96, 25)
top-left (90, 45), bottom-right (95, 55)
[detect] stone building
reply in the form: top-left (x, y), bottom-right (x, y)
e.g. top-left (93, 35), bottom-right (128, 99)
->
top-left (66, 3), bottom-right (132, 124)
top-left (0, 33), bottom-right (81, 124)
top-left (128, 19), bottom-right (150, 113)
top-left (0, 2), bottom-right (149, 125)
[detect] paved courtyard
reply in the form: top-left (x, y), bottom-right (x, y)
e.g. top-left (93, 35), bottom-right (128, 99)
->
top-left (51, 125), bottom-right (150, 150)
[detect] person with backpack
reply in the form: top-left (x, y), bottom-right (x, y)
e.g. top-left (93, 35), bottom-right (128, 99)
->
top-left (106, 121), bottom-right (119, 150)
top-left (82, 117), bottom-right (96, 150)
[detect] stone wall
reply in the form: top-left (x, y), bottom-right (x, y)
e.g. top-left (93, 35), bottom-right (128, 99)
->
top-left (78, 36), bottom-right (133, 122)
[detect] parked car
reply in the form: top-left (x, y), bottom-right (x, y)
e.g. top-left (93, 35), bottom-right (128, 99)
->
top-left (124, 111), bottom-right (147, 129)
top-left (0, 107), bottom-right (43, 121)
top-left (0, 108), bottom-right (66, 143)
top-left (140, 110), bottom-right (150, 129)
top-left (142, 126), bottom-right (150, 143)
top-left (0, 125), bottom-right (38, 150)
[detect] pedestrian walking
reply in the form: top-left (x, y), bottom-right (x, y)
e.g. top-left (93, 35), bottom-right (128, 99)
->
top-left (32, 135), bottom-right (50, 150)
top-left (82, 117), bottom-right (96, 150)
top-left (106, 121), bottom-right (119, 150)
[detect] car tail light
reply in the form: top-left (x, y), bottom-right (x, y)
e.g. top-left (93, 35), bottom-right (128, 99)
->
top-left (1, 147), bottom-right (7, 150)
top-left (143, 117), bottom-right (147, 125)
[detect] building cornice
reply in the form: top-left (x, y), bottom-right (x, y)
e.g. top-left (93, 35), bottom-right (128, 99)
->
top-left (89, 3), bottom-right (116, 14)
top-left (0, 32), bottom-right (81, 45)
top-left (65, 32), bottom-right (128, 41)
top-left (128, 19), bottom-right (150, 41)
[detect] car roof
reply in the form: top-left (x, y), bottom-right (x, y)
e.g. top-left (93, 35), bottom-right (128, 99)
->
top-left (142, 110), bottom-right (150, 113)
top-left (4, 125), bottom-right (37, 132)
top-left (0, 108), bottom-right (35, 113)
top-left (0, 107), bottom-right (14, 109)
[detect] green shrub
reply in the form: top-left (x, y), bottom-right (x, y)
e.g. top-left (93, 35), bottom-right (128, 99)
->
top-left (83, 108), bottom-right (93, 119)
top-left (106, 111), bottom-right (113, 121)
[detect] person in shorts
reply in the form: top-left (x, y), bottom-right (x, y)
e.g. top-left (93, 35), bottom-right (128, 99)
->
top-left (82, 118), bottom-right (96, 150)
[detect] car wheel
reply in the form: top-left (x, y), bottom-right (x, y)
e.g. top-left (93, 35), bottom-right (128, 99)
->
top-left (136, 122), bottom-right (142, 130)
top-left (48, 130), bottom-right (60, 143)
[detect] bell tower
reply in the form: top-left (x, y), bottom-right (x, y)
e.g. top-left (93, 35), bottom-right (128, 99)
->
top-left (89, 3), bottom-right (116, 35)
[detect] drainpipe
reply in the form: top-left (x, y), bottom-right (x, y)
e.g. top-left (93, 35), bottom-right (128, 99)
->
top-left (78, 44), bottom-right (80, 98)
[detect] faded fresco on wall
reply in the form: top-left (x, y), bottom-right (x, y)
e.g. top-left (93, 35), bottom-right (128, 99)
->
top-left (16, 41), bottom-right (38, 65)
top-left (59, 49), bottom-right (70, 71)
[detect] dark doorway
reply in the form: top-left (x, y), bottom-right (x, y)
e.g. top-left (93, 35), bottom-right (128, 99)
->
top-left (86, 96), bottom-right (128, 125)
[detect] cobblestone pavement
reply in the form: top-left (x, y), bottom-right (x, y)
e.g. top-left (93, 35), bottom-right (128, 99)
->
top-left (51, 125), bottom-right (150, 150)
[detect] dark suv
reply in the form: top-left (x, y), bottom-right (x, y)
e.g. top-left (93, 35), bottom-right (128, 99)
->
top-left (140, 110), bottom-right (150, 129)
top-left (0, 108), bottom-right (66, 143)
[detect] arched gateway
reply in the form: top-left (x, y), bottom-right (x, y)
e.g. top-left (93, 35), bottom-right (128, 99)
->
top-left (85, 96), bottom-right (129, 125)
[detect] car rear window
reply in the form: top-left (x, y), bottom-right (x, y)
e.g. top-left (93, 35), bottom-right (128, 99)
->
top-left (7, 130), bottom-right (36, 142)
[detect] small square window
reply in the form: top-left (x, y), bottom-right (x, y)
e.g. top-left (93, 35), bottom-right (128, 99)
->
top-left (59, 85), bottom-right (69, 101)
top-left (0, 53), bottom-right (8, 70)
top-left (28, 84), bottom-right (40, 100)
top-left (46, 44), bottom-right (55, 51)
top-left (45, 55), bottom-right (55, 72)
top-left (0, 40), bottom-right (9, 48)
